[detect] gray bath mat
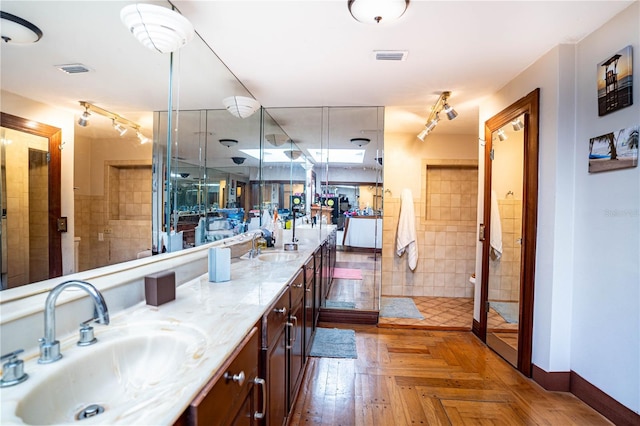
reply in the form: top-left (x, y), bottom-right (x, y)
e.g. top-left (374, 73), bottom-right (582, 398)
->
top-left (310, 328), bottom-right (357, 359)
top-left (325, 300), bottom-right (356, 309)
top-left (380, 297), bottom-right (424, 319)
top-left (491, 301), bottom-right (519, 323)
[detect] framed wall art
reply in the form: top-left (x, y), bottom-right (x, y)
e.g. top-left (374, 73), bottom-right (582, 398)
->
top-left (597, 45), bottom-right (633, 116)
top-left (589, 125), bottom-right (639, 173)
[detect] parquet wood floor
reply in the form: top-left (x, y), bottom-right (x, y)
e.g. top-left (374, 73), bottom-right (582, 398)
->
top-left (289, 325), bottom-right (612, 426)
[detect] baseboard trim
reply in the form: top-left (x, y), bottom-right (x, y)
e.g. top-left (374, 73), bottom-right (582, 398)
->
top-left (570, 371), bottom-right (640, 426)
top-left (532, 365), bottom-right (639, 425)
top-left (532, 364), bottom-right (570, 391)
top-left (472, 319), bottom-right (482, 338)
top-left (318, 308), bottom-right (378, 325)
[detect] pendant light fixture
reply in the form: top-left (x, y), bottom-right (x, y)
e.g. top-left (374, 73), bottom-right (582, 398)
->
top-left (222, 96), bottom-right (261, 119)
top-left (348, 0), bottom-right (409, 24)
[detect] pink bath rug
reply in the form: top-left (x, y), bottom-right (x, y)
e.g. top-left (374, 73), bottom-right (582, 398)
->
top-left (333, 268), bottom-right (363, 280)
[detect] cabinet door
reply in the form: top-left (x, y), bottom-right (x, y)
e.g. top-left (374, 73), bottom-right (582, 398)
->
top-left (288, 294), bottom-right (305, 409)
top-left (266, 327), bottom-right (287, 426)
top-left (229, 389), bottom-right (255, 426)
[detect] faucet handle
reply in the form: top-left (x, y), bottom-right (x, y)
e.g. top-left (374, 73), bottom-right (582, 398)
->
top-left (77, 319), bottom-right (98, 346)
top-left (1, 349), bottom-right (29, 387)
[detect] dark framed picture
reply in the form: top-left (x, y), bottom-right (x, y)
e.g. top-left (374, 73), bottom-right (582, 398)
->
top-left (597, 45), bottom-right (633, 116)
top-left (589, 125), bottom-right (639, 173)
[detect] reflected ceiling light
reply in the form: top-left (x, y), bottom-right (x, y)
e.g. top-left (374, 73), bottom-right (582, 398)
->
top-left (136, 130), bottom-right (150, 144)
top-left (112, 119), bottom-right (127, 136)
top-left (497, 129), bottom-right (508, 141)
top-left (416, 91), bottom-right (457, 141)
top-left (511, 118), bottom-right (524, 131)
top-left (284, 150), bottom-right (303, 160)
top-left (350, 137), bottom-right (370, 147)
top-left (219, 138), bottom-right (238, 148)
top-left (222, 96), bottom-right (261, 119)
top-left (348, 0), bottom-right (409, 24)
top-left (1, 11), bottom-right (43, 44)
top-left (120, 3), bottom-right (194, 53)
top-left (78, 107), bottom-right (90, 127)
top-left (231, 156), bottom-right (246, 165)
top-left (265, 133), bottom-right (291, 147)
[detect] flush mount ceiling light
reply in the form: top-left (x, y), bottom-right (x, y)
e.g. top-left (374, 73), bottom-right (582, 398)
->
top-left (1, 11), bottom-right (43, 44)
top-left (231, 156), bottom-right (246, 165)
top-left (350, 137), bottom-right (370, 147)
top-left (222, 96), bottom-right (261, 119)
top-left (284, 150), bottom-right (302, 160)
top-left (416, 91), bottom-right (457, 141)
top-left (219, 139), bottom-right (238, 148)
top-left (120, 3), bottom-right (194, 53)
top-left (348, 0), bottom-right (409, 24)
top-left (265, 133), bottom-right (292, 147)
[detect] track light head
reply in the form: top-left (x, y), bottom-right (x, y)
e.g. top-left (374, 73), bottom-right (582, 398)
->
top-left (78, 110), bottom-right (90, 127)
top-left (497, 129), bottom-right (507, 141)
top-left (511, 119), bottom-right (524, 131)
top-left (443, 102), bottom-right (458, 120)
top-left (417, 127), bottom-right (429, 141)
top-left (112, 119), bottom-right (127, 136)
top-left (136, 130), bottom-right (150, 144)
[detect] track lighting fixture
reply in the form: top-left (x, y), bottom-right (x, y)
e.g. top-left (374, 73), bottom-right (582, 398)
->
top-left (112, 119), bottom-right (127, 136)
top-left (78, 101), bottom-right (149, 143)
top-left (78, 107), bottom-right (90, 127)
top-left (511, 118), bottom-right (524, 131)
top-left (416, 91), bottom-right (457, 141)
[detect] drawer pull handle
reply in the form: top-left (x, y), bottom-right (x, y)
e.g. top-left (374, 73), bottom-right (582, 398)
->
top-left (253, 377), bottom-right (266, 420)
top-left (273, 307), bottom-right (287, 315)
top-left (293, 282), bottom-right (303, 288)
top-left (224, 370), bottom-right (245, 386)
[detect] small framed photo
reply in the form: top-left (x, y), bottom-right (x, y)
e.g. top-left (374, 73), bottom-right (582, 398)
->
top-left (597, 45), bottom-right (633, 116)
top-left (589, 125), bottom-right (639, 173)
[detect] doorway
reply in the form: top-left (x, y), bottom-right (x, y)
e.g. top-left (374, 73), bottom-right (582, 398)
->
top-left (0, 113), bottom-right (62, 289)
top-left (478, 89), bottom-right (540, 376)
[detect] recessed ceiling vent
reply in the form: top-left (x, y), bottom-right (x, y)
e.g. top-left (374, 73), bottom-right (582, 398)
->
top-left (55, 63), bottom-right (91, 74)
top-left (373, 50), bottom-right (408, 61)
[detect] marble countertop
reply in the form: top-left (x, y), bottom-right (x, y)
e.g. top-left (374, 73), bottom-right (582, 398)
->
top-left (1, 227), bottom-right (331, 425)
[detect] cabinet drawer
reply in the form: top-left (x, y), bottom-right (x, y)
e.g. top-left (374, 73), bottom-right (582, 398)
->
top-left (188, 327), bottom-right (259, 425)
top-left (290, 269), bottom-right (304, 306)
top-left (263, 288), bottom-right (289, 349)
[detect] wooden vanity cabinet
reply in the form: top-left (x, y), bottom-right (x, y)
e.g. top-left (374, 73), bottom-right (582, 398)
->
top-left (303, 254), bottom-right (316, 357)
top-left (181, 326), bottom-right (265, 426)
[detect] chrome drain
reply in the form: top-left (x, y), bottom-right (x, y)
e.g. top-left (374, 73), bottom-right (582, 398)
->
top-left (76, 404), bottom-right (105, 420)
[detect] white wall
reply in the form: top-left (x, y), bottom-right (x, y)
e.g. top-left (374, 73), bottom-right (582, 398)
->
top-left (1, 91), bottom-right (76, 276)
top-left (572, 2), bottom-right (639, 412)
top-left (477, 1), bottom-right (639, 413)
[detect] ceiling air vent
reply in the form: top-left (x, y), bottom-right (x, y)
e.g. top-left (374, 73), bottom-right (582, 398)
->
top-left (55, 63), bottom-right (91, 74)
top-left (373, 50), bottom-right (408, 61)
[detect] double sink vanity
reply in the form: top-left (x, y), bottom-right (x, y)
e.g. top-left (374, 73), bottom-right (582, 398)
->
top-left (0, 226), bottom-right (337, 425)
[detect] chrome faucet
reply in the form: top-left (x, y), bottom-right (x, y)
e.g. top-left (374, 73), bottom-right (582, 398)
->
top-left (248, 230), bottom-right (264, 258)
top-left (38, 280), bottom-right (109, 364)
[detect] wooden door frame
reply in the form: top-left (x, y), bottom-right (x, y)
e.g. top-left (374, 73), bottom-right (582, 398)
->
top-left (475, 89), bottom-right (540, 377)
top-left (1, 112), bottom-right (63, 279)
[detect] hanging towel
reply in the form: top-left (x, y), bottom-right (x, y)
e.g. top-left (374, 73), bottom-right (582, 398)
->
top-left (490, 189), bottom-right (503, 260)
top-left (396, 188), bottom-right (418, 271)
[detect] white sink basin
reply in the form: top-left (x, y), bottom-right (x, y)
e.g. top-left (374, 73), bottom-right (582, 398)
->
top-left (258, 252), bottom-right (299, 263)
top-left (7, 321), bottom-right (207, 425)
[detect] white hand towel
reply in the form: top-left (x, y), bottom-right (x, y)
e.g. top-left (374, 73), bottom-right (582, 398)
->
top-left (396, 188), bottom-right (418, 271)
top-left (490, 189), bottom-right (503, 260)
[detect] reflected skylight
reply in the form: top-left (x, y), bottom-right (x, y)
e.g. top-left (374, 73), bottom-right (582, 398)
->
top-left (307, 149), bottom-right (365, 164)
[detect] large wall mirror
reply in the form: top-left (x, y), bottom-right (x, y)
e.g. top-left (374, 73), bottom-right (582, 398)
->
top-left (0, 0), bottom-right (384, 314)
